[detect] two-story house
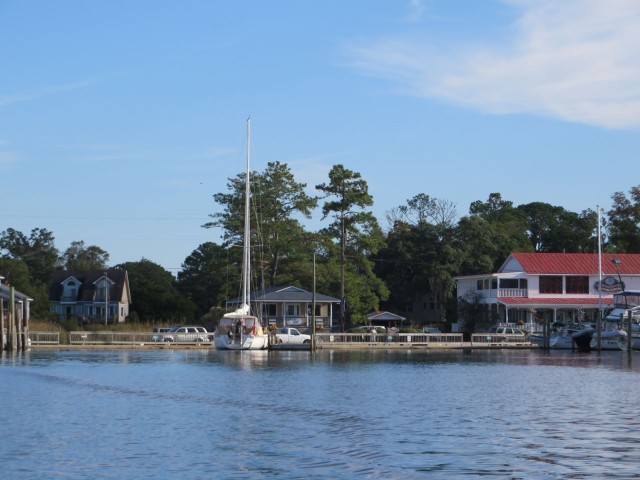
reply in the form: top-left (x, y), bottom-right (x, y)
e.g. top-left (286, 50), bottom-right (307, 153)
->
top-left (49, 269), bottom-right (131, 323)
top-left (454, 252), bottom-right (640, 332)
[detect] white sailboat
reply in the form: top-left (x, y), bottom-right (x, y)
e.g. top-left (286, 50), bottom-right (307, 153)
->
top-left (214, 118), bottom-right (269, 350)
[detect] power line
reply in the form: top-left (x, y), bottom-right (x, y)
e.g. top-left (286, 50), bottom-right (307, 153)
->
top-left (2, 214), bottom-right (210, 221)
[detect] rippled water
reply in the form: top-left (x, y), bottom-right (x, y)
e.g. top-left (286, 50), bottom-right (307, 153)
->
top-left (1, 349), bottom-right (640, 479)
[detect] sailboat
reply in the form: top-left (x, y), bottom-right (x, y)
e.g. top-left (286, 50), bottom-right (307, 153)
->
top-left (590, 207), bottom-right (626, 351)
top-left (214, 118), bottom-right (269, 350)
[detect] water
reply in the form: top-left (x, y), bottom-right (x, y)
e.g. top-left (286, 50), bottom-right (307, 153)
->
top-left (2, 349), bottom-right (640, 479)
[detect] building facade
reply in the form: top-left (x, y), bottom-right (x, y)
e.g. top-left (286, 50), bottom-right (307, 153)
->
top-left (49, 269), bottom-right (131, 323)
top-left (227, 285), bottom-right (341, 331)
top-left (454, 253), bottom-right (640, 332)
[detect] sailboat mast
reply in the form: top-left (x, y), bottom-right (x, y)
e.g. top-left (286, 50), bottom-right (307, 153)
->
top-left (242, 116), bottom-right (251, 311)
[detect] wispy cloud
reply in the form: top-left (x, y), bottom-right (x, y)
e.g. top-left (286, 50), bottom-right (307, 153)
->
top-left (287, 151), bottom-right (351, 191)
top-left (0, 139), bottom-right (18, 171)
top-left (0, 80), bottom-right (93, 108)
top-left (60, 143), bottom-right (237, 166)
top-left (349, 0), bottom-right (640, 129)
top-left (405, 0), bottom-right (426, 23)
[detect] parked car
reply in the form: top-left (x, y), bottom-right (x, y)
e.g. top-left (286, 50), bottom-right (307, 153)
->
top-left (159, 326), bottom-right (213, 343)
top-left (485, 326), bottom-right (527, 342)
top-left (423, 327), bottom-right (442, 334)
top-left (152, 327), bottom-right (172, 342)
top-left (486, 326), bottom-right (525, 335)
top-left (274, 327), bottom-right (311, 344)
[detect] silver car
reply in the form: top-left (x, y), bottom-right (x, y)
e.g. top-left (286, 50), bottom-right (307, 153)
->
top-left (160, 326), bottom-right (212, 343)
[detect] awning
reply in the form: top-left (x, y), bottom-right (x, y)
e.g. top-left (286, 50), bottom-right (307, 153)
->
top-left (498, 297), bottom-right (613, 309)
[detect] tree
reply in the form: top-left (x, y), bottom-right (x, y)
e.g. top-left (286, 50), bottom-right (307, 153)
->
top-left (454, 216), bottom-right (498, 275)
top-left (177, 242), bottom-right (235, 318)
top-left (516, 202), bottom-right (599, 253)
top-left (468, 193), bottom-right (532, 262)
top-left (457, 291), bottom-right (491, 339)
top-left (316, 164), bottom-right (388, 328)
top-left (378, 195), bottom-right (461, 326)
top-left (0, 227), bottom-right (59, 285)
top-left (205, 161), bottom-right (318, 289)
top-left (61, 241), bottom-right (110, 270)
top-left (0, 228), bottom-right (59, 319)
top-left (116, 259), bottom-right (196, 323)
top-left (0, 257), bottom-right (54, 319)
top-left (608, 185), bottom-right (640, 253)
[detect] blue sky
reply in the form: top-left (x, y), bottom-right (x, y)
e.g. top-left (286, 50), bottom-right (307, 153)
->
top-left (2, 0), bottom-right (639, 272)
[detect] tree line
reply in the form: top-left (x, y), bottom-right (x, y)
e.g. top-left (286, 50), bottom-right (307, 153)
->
top-left (2, 162), bottom-right (639, 327)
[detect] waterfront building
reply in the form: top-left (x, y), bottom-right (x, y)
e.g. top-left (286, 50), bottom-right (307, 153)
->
top-left (453, 252), bottom-right (640, 332)
top-left (225, 285), bottom-right (340, 331)
top-left (49, 269), bottom-right (131, 323)
top-left (0, 275), bottom-right (32, 350)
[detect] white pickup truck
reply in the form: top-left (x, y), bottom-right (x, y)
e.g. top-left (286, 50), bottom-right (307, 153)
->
top-left (275, 327), bottom-right (311, 344)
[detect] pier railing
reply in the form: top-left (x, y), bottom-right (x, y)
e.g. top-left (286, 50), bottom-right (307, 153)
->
top-left (28, 331), bottom-right (61, 345)
top-left (24, 331), bottom-right (534, 348)
top-left (68, 331), bottom-right (211, 345)
top-left (471, 333), bottom-right (531, 346)
top-left (315, 332), bottom-right (465, 347)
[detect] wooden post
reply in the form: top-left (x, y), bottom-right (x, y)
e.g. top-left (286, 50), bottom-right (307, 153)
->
top-left (0, 297), bottom-right (5, 351)
top-left (627, 310), bottom-right (632, 353)
top-left (17, 300), bottom-right (26, 351)
top-left (1, 297), bottom-right (4, 351)
top-left (10, 287), bottom-right (17, 352)
top-left (543, 314), bottom-right (549, 350)
top-left (23, 299), bottom-right (29, 351)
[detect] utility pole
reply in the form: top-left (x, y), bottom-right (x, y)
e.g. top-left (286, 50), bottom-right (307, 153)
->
top-left (104, 271), bottom-right (109, 326)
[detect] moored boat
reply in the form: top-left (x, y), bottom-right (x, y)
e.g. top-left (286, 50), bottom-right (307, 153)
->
top-left (214, 118), bottom-right (268, 350)
top-left (531, 323), bottom-right (594, 351)
top-left (590, 314), bottom-right (627, 351)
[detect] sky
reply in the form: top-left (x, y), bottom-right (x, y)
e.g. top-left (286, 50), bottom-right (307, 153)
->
top-left (2, 0), bottom-right (640, 272)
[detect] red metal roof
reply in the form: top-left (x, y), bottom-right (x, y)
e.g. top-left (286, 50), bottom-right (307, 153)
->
top-left (509, 253), bottom-right (640, 275)
top-left (499, 297), bottom-right (613, 306)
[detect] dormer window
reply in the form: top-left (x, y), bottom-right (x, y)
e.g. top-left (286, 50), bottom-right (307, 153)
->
top-left (62, 279), bottom-right (80, 301)
top-left (95, 278), bottom-right (110, 301)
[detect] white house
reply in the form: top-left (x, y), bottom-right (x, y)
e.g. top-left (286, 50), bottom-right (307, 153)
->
top-left (454, 252), bottom-right (640, 332)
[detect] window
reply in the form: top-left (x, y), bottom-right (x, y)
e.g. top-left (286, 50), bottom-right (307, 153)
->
top-left (287, 304), bottom-right (300, 316)
top-left (539, 276), bottom-right (563, 294)
top-left (566, 276), bottom-right (589, 294)
top-left (263, 304), bottom-right (277, 317)
top-left (477, 280), bottom-right (484, 290)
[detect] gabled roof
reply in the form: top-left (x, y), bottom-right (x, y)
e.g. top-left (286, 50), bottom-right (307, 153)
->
top-left (49, 269), bottom-right (130, 302)
top-left (228, 285), bottom-right (341, 304)
top-left (502, 253), bottom-right (640, 275)
top-left (367, 311), bottom-right (406, 322)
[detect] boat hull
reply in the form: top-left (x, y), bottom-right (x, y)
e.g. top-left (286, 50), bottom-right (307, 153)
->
top-left (571, 327), bottom-right (594, 352)
top-left (214, 334), bottom-right (269, 350)
top-left (590, 330), bottom-right (627, 351)
top-left (530, 327), bottom-right (593, 351)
